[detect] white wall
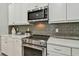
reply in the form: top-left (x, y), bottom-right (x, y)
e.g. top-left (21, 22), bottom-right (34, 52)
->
top-left (0, 3), bottom-right (8, 35)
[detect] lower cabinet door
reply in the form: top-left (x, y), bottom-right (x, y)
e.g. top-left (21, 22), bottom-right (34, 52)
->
top-left (47, 44), bottom-right (71, 56)
top-left (12, 38), bottom-right (22, 56)
top-left (7, 38), bottom-right (13, 56)
top-left (47, 51), bottom-right (66, 56)
top-left (72, 48), bottom-right (79, 56)
top-left (1, 36), bottom-right (8, 55)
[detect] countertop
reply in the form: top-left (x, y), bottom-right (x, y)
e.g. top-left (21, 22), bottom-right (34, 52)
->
top-left (47, 36), bottom-right (79, 49)
top-left (1, 34), bottom-right (79, 49)
top-left (1, 34), bottom-right (27, 39)
top-left (53, 36), bottom-right (79, 40)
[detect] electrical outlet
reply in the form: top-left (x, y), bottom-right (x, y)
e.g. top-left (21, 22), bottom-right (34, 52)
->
top-left (56, 28), bottom-right (59, 33)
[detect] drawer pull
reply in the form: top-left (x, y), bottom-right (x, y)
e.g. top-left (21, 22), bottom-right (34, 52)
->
top-left (54, 48), bottom-right (61, 51)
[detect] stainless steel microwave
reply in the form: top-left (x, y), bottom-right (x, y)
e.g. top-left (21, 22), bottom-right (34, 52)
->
top-left (28, 6), bottom-right (48, 22)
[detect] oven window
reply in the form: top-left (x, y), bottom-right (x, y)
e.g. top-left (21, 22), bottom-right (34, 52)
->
top-left (24, 46), bottom-right (42, 56)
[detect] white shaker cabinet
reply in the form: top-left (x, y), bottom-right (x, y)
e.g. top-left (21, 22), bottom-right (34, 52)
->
top-left (9, 4), bottom-right (29, 25)
top-left (72, 48), bottom-right (79, 56)
top-left (48, 47), bottom-right (79, 56)
top-left (7, 37), bottom-right (13, 56)
top-left (1, 36), bottom-right (8, 55)
top-left (47, 44), bottom-right (71, 56)
top-left (67, 3), bottom-right (79, 21)
top-left (49, 3), bottom-right (66, 23)
top-left (1, 36), bottom-right (13, 56)
top-left (47, 51), bottom-right (66, 56)
top-left (12, 38), bottom-right (22, 56)
top-left (1, 36), bottom-right (22, 56)
top-left (0, 4), bottom-right (8, 34)
top-left (8, 4), bottom-right (15, 25)
top-left (13, 4), bottom-right (23, 25)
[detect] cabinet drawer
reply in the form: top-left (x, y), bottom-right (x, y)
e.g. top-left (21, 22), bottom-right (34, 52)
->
top-left (47, 44), bottom-right (71, 55)
top-left (47, 50), bottom-right (67, 56)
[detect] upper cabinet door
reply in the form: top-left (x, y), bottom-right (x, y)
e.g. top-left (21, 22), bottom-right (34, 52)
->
top-left (13, 4), bottom-right (23, 25)
top-left (35, 3), bottom-right (48, 8)
top-left (8, 4), bottom-right (15, 25)
top-left (67, 3), bottom-right (79, 21)
top-left (27, 3), bottom-right (48, 10)
top-left (49, 3), bottom-right (66, 23)
top-left (13, 4), bottom-right (29, 25)
top-left (9, 3), bottom-right (29, 25)
top-left (9, 4), bottom-right (23, 25)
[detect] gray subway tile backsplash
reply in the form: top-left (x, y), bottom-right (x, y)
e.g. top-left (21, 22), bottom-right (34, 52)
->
top-left (52, 22), bottom-right (79, 36)
top-left (9, 22), bottom-right (79, 36)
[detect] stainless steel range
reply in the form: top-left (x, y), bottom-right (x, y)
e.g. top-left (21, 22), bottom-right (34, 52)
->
top-left (22, 34), bottom-right (49, 56)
